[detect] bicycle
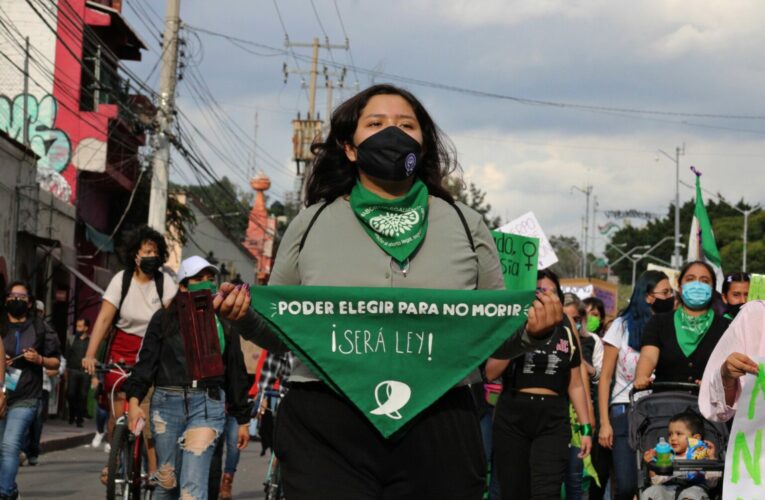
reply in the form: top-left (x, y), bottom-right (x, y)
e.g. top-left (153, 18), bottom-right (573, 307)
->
top-left (261, 389), bottom-right (284, 500)
top-left (96, 362), bottom-right (153, 500)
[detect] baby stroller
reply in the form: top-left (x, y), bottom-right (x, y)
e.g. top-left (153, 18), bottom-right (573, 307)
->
top-left (629, 382), bottom-right (729, 500)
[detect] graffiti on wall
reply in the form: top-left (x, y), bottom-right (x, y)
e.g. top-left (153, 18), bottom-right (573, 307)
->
top-left (0, 93), bottom-right (73, 201)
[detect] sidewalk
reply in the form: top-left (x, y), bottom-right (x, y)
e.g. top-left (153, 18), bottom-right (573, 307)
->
top-left (39, 417), bottom-right (97, 454)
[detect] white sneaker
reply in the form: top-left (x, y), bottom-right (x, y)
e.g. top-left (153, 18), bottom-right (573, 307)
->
top-left (91, 432), bottom-right (104, 448)
top-left (104, 443), bottom-right (111, 454)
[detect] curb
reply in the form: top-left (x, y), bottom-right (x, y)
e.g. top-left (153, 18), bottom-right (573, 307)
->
top-left (40, 432), bottom-right (95, 454)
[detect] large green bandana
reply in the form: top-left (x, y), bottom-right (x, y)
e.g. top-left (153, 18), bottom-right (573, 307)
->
top-left (186, 281), bottom-right (226, 352)
top-left (674, 308), bottom-right (714, 357)
top-left (350, 179), bottom-right (429, 263)
top-left (250, 285), bottom-right (535, 437)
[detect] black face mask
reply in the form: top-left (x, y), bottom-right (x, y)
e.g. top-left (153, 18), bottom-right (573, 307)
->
top-left (354, 126), bottom-right (422, 181)
top-left (725, 303), bottom-right (743, 318)
top-left (651, 296), bottom-right (675, 314)
top-left (6, 299), bottom-right (29, 319)
top-left (138, 256), bottom-right (162, 276)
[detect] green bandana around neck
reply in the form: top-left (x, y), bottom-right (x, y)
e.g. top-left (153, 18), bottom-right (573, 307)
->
top-left (186, 281), bottom-right (226, 352)
top-left (250, 285), bottom-right (535, 438)
top-left (674, 308), bottom-right (714, 357)
top-left (350, 178), bottom-right (429, 264)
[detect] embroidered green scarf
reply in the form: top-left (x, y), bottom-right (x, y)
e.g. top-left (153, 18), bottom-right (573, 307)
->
top-left (674, 308), bottom-right (714, 357)
top-left (350, 179), bottom-right (429, 264)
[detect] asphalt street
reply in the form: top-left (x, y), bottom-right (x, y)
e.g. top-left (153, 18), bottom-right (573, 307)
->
top-left (17, 438), bottom-right (272, 499)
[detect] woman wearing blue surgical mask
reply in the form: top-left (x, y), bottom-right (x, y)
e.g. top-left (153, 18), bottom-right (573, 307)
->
top-left (634, 261), bottom-right (730, 390)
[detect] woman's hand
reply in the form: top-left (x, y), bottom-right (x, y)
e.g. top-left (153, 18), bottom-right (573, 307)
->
top-left (214, 283), bottom-right (251, 321)
top-left (127, 403), bottom-right (146, 435)
top-left (526, 290), bottom-right (563, 338)
top-left (598, 422), bottom-right (614, 449)
top-left (634, 375), bottom-right (652, 390)
top-left (237, 424), bottom-right (250, 449)
top-left (22, 348), bottom-right (42, 365)
top-left (82, 356), bottom-right (97, 376)
top-left (721, 352), bottom-right (759, 381)
top-left (578, 436), bottom-right (592, 458)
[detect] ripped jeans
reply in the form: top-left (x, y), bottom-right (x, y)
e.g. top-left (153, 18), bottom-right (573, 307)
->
top-left (150, 387), bottom-right (226, 500)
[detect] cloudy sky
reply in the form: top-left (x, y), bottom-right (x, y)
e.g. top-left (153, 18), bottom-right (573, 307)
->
top-left (121, 0), bottom-right (765, 253)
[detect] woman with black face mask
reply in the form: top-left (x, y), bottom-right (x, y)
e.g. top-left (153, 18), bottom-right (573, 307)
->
top-left (594, 270), bottom-right (671, 500)
top-left (232, 84), bottom-right (563, 499)
top-left (0, 281), bottom-right (58, 500)
top-left (635, 261), bottom-right (730, 391)
top-left (721, 271), bottom-right (750, 320)
top-left (81, 225), bottom-right (178, 484)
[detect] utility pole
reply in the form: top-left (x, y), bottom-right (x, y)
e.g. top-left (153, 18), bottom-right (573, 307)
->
top-left (284, 37), bottom-right (348, 205)
top-left (148, 0), bottom-right (181, 232)
top-left (572, 184), bottom-right (593, 277)
top-left (22, 37), bottom-right (30, 148)
top-left (657, 145), bottom-right (685, 268)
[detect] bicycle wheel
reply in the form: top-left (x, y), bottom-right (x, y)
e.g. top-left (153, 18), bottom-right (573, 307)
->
top-left (107, 423), bottom-right (130, 500)
top-left (207, 439), bottom-right (224, 500)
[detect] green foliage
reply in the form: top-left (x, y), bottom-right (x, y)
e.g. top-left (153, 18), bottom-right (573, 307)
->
top-left (446, 177), bottom-right (502, 228)
top-left (606, 197), bottom-right (763, 283)
top-left (173, 176), bottom-right (251, 241)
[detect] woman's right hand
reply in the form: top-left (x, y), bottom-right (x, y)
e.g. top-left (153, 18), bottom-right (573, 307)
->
top-left (721, 352), bottom-right (759, 381)
top-left (598, 422), bottom-right (613, 449)
top-left (82, 356), bottom-right (97, 376)
top-left (127, 404), bottom-right (146, 434)
top-left (634, 375), bottom-right (652, 390)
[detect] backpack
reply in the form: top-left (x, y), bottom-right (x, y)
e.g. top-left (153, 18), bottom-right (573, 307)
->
top-left (113, 269), bottom-right (165, 327)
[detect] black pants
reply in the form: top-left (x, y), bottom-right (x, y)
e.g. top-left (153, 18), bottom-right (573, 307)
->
top-left (493, 392), bottom-right (570, 500)
top-left (275, 383), bottom-right (486, 500)
top-left (67, 369), bottom-right (89, 424)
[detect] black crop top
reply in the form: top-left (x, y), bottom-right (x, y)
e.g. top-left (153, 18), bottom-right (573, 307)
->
top-left (503, 322), bottom-right (581, 396)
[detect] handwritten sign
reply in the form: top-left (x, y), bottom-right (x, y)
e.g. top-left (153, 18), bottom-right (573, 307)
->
top-left (250, 286), bottom-right (535, 438)
top-left (723, 360), bottom-right (765, 499)
top-left (491, 231), bottom-right (539, 291)
top-left (496, 211), bottom-right (558, 270)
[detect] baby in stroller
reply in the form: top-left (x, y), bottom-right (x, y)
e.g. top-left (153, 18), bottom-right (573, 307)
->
top-left (629, 383), bottom-right (727, 500)
top-left (641, 411), bottom-right (719, 500)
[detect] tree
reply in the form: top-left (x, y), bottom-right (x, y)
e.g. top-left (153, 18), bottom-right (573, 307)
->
top-left (446, 177), bottom-right (502, 228)
top-left (172, 176), bottom-right (251, 241)
top-left (549, 235), bottom-right (582, 279)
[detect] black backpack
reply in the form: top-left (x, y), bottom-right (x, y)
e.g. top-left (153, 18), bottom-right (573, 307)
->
top-left (113, 270), bottom-right (165, 327)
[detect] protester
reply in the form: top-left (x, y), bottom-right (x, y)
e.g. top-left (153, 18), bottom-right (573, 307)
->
top-left (0, 281), bottom-right (57, 499)
top-left (231, 84), bottom-right (562, 499)
top-left (583, 297), bottom-right (606, 337)
top-left (641, 411), bottom-right (718, 500)
top-left (597, 270), bottom-right (671, 500)
top-left (81, 225), bottom-right (177, 482)
top-left (66, 318), bottom-right (91, 427)
top-left (699, 301), bottom-right (764, 423)
top-left (123, 256), bottom-right (251, 499)
top-left (635, 261), bottom-right (730, 390)
top-left (488, 269), bottom-right (592, 500)
top-left (720, 272), bottom-right (750, 320)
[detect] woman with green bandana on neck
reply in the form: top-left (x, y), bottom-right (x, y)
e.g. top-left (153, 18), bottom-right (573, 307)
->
top-left (122, 256), bottom-right (251, 500)
top-left (231, 84), bottom-right (563, 500)
top-left (635, 261), bottom-right (730, 391)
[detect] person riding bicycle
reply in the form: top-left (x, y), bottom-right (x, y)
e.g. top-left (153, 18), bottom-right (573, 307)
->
top-left (81, 225), bottom-right (178, 482)
top-left (123, 256), bottom-right (251, 499)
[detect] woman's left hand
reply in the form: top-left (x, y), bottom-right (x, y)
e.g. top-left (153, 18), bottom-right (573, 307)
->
top-left (237, 424), bottom-right (250, 449)
top-left (634, 375), bottom-right (652, 390)
top-left (578, 436), bottom-right (592, 458)
top-left (22, 348), bottom-right (42, 365)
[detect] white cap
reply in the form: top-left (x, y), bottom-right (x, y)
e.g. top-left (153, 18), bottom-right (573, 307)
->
top-left (35, 300), bottom-right (44, 313)
top-left (177, 256), bottom-right (219, 283)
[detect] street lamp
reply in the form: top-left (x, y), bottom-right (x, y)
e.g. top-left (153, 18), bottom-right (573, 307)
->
top-left (657, 146), bottom-right (685, 269)
top-left (628, 236), bottom-right (674, 287)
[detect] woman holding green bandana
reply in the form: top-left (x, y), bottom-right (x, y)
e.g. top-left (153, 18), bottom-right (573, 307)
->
top-left (123, 256), bottom-right (251, 499)
top-left (634, 260), bottom-right (730, 391)
top-left (232, 84), bottom-right (563, 499)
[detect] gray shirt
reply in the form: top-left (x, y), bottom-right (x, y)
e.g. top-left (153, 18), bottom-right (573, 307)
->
top-left (236, 195), bottom-right (545, 383)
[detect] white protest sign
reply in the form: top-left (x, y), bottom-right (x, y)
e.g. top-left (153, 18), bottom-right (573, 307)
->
top-left (723, 359), bottom-right (765, 500)
top-left (561, 284), bottom-right (594, 300)
top-left (497, 211), bottom-right (559, 270)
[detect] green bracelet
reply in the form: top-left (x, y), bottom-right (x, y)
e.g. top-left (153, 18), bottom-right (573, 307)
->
top-left (579, 423), bottom-right (592, 437)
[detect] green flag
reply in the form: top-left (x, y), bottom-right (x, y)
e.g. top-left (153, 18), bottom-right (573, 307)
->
top-left (687, 171), bottom-right (723, 288)
top-left (250, 286), bottom-right (535, 437)
top-left (492, 231), bottom-right (539, 290)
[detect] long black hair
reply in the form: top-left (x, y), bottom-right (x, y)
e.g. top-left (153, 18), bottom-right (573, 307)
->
top-left (677, 260), bottom-right (717, 305)
top-left (537, 269), bottom-right (565, 303)
top-left (620, 270), bottom-right (668, 351)
top-left (305, 84), bottom-right (459, 205)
